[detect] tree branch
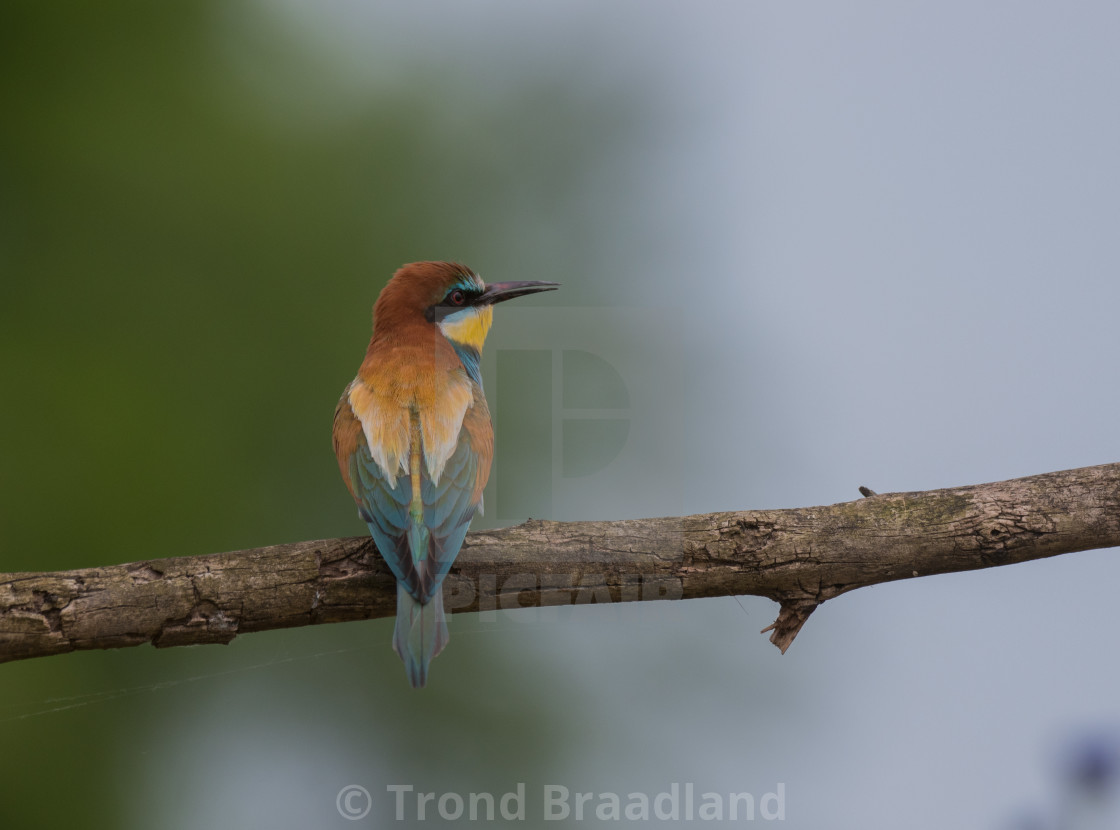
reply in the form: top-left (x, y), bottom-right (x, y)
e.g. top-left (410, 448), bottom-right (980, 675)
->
top-left (3, 463), bottom-right (1119, 665)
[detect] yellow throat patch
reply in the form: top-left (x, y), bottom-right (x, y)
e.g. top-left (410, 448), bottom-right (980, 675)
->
top-left (437, 305), bottom-right (494, 352)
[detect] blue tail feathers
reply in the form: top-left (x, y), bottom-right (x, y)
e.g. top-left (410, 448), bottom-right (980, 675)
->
top-left (392, 582), bottom-right (449, 688)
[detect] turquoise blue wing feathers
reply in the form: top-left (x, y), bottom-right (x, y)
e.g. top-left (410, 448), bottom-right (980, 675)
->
top-left (345, 419), bottom-right (482, 604)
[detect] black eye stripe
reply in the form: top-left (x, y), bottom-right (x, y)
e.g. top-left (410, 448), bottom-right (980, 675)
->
top-left (443, 287), bottom-right (479, 307)
top-left (425, 287), bottom-right (479, 322)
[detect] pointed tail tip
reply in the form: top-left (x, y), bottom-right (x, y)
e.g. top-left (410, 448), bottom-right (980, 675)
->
top-left (406, 658), bottom-right (430, 689)
top-left (393, 582), bottom-right (449, 690)
top-left (393, 633), bottom-right (432, 688)
top-left (392, 640), bottom-right (431, 688)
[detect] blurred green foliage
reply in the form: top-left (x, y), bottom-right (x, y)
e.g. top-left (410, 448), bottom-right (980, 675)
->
top-left (0, 3), bottom-right (650, 826)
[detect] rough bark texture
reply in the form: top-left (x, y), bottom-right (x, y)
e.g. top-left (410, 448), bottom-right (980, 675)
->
top-left (2, 463), bottom-right (1118, 664)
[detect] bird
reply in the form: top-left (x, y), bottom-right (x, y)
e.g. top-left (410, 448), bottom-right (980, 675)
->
top-left (332, 261), bottom-right (559, 687)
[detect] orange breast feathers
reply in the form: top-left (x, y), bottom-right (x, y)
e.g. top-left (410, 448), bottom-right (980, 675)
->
top-left (346, 337), bottom-right (478, 488)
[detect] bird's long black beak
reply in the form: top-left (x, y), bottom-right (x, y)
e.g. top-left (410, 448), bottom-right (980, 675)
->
top-left (477, 280), bottom-right (560, 305)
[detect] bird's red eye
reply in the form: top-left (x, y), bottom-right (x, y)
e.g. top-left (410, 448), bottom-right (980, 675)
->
top-left (449, 289), bottom-right (466, 306)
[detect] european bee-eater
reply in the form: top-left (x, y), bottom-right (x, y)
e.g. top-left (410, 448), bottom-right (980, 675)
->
top-left (333, 261), bottom-right (559, 687)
